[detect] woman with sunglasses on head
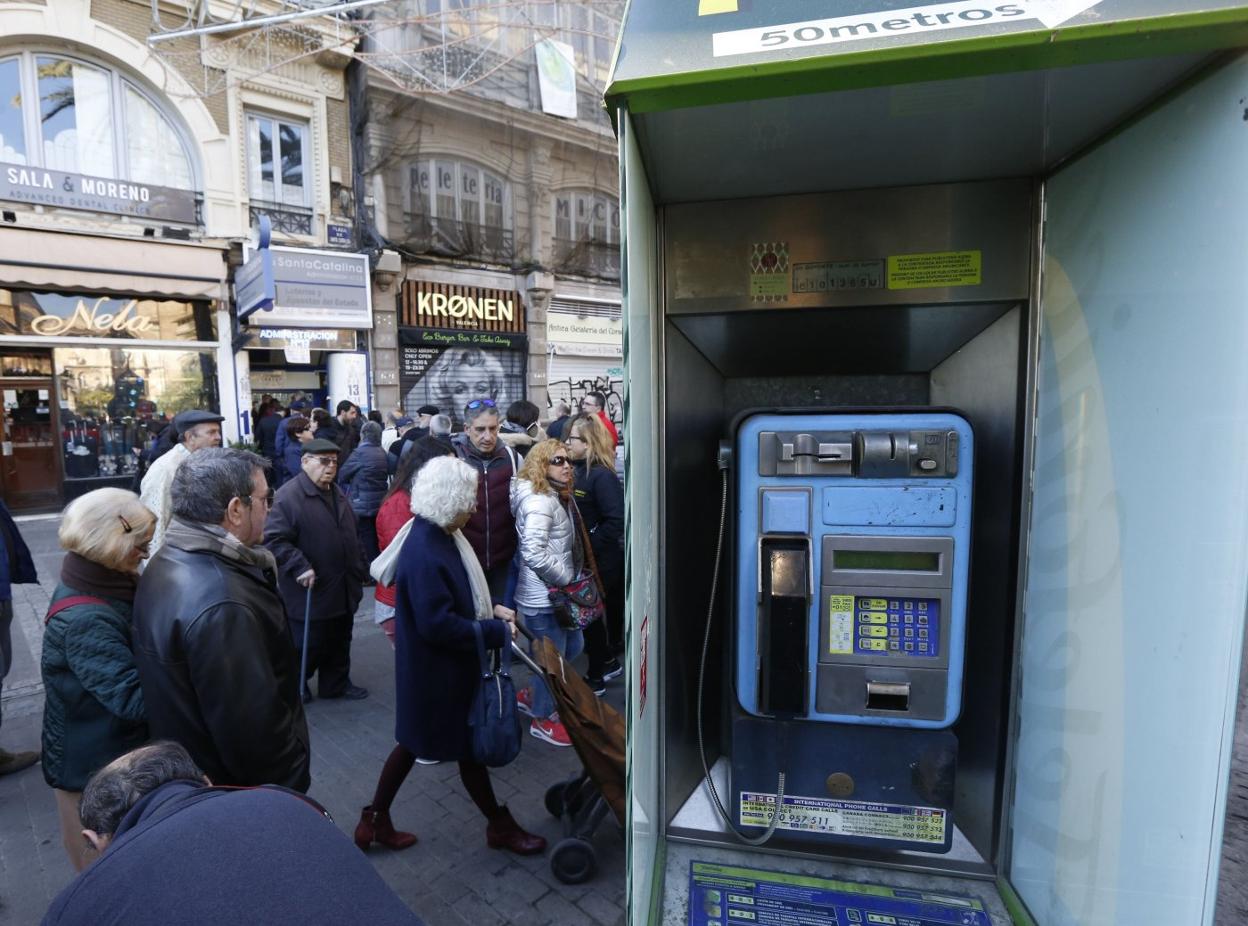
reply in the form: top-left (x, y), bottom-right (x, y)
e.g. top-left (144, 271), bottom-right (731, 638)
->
top-left (512, 439), bottom-right (585, 747)
top-left (41, 488), bottom-right (155, 871)
top-left (565, 414), bottom-right (625, 695)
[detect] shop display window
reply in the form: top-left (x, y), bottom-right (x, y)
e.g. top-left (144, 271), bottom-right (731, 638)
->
top-left (0, 352), bottom-right (53, 376)
top-left (54, 347), bottom-right (218, 480)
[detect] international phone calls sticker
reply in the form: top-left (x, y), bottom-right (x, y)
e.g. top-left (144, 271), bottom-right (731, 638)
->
top-left (749, 242), bottom-right (789, 303)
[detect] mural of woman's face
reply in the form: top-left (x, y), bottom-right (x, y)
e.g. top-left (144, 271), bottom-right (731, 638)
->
top-left (431, 349), bottom-right (506, 425)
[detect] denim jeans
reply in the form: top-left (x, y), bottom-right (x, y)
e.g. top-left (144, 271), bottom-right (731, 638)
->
top-left (521, 606), bottom-right (584, 720)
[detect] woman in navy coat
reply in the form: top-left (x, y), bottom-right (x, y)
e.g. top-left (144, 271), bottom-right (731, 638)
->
top-left (354, 456), bottom-right (546, 856)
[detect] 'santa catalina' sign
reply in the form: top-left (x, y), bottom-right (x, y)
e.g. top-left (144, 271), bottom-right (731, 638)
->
top-left (0, 162), bottom-right (199, 225)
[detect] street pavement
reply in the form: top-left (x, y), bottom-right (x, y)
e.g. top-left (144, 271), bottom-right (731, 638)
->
top-left (0, 515), bottom-right (626, 926)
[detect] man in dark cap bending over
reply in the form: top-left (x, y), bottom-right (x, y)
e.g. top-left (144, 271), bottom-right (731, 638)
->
top-left (42, 741), bottom-right (423, 926)
top-left (265, 438), bottom-right (370, 702)
top-left (138, 409), bottom-right (224, 559)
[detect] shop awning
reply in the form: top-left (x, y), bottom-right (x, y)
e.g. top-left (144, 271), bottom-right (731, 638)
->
top-left (0, 226), bottom-right (227, 301)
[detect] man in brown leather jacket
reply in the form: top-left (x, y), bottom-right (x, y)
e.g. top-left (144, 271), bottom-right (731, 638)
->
top-left (132, 448), bottom-right (310, 792)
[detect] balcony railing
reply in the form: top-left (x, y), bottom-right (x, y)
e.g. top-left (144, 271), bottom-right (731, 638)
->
top-left (553, 237), bottom-right (620, 280)
top-left (250, 201), bottom-right (314, 237)
top-left (408, 215), bottom-right (516, 263)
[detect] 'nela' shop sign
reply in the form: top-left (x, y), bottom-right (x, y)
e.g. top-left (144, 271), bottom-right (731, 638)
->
top-left (1, 294), bottom-right (210, 341)
top-left (400, 280), bottom-right (527, 334)
top-left (0, 163), bottom-right (199, 225)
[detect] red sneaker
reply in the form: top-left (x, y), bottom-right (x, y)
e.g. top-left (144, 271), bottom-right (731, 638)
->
top-left (516, 687), bottom-right (534, 717)
top-left (529, 717), bottom-right (572, 747)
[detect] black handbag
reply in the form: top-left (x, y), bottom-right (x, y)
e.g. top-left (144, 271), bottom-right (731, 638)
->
top-left (468, 621), bottom-right (523, 768)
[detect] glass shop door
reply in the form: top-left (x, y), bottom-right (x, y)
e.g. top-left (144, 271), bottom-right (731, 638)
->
top-left (1, 378), bottom-right (61, 510)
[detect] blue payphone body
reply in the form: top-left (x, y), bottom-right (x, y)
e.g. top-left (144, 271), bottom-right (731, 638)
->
top-left (727, 411), bottom-right (974, 853)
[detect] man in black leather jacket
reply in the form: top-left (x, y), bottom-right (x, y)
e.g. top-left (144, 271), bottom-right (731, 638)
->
top-left (132, 448), bottom-right (310, 792)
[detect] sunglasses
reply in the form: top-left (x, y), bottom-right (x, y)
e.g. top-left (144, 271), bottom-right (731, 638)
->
top-left (465, 398), bottom-right (497, 411)
top-left (311, 456), bottom-right (339, 467)
top-left (548, 456), bottom-right (570, 467)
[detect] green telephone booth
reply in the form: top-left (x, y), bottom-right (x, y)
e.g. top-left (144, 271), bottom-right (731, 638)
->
top-left (607, 3), bottom-right (1248, 924)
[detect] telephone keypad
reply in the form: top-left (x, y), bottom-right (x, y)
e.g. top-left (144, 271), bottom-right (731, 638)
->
top-left (852, 595), bottom-right (940, 658)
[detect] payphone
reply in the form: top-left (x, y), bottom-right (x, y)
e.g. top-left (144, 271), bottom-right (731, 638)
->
top-left (703, 410), bottom-right (974, 854)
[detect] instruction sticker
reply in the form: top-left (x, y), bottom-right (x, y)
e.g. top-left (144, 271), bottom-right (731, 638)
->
top-left (792, 259), bottom-right (883, 294)
top-left (886, 250), bottom-right (981, 290)
top-left (749, 242), bottom-right (789, 302)
top-left (828, 594), bottom-right (854, 655)
top-left (740, 792), bottom-right (949, 845)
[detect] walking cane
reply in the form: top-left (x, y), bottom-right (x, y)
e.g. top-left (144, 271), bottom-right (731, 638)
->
top-left (299, 581), bottom-right (312, 701)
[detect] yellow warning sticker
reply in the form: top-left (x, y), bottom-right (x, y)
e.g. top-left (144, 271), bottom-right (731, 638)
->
top-left (886, 250), bottom-right (981, 290)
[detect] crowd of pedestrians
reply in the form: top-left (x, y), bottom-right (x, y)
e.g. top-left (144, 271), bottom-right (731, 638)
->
top-left (0, 390), bottom-right (625, 924)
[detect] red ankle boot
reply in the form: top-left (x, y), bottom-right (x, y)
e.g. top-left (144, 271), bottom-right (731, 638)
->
top-left (354, 805), bottom-right (417, 851)
top-left (486, 806), bottom-right (546, 856)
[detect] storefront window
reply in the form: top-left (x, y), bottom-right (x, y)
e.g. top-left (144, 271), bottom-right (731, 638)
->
top-left (0, 352), bottom-right (53, 376)
top-left (0, 51), bottom-right (195, 192)
top-left (0, 57), bottom-right (25, 164)
top-left (37, 56), bottom-right (116, 178)
top-left (54, 347), bottom-right (218, 481)
top-left (0, 290), bottom-right (216, 341)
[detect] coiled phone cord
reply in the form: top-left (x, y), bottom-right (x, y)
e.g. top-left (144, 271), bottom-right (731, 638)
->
top-left (696, 466), bottom-right (786, 846)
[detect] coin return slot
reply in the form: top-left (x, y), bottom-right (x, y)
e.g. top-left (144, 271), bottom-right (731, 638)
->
top-left (865, 681), bottom-right (910, 712)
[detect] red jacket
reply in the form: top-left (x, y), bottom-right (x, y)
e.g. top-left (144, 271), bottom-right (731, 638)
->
top-left (374, 489), bottom-right (413, 608)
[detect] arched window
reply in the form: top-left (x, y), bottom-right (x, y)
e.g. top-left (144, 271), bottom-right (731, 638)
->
top-left (0, 51), bottom-right (196, 193)
top-left (553, 189), bottom-right (620, 279)
top-left (409, 158), bottom-right (513, 261)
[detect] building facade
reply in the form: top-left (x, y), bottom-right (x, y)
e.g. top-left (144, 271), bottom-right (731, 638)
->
top-left (358, 1), bottom-right (624, 432)
top-left (0, 0), bottom-right (357, 507)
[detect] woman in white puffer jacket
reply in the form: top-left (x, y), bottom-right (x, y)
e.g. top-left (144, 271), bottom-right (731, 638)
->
top-left (512, 438), bottom-right (582, 747)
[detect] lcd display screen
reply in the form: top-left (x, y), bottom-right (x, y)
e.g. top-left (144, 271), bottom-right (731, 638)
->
top-left (833, 549), bottom-right (940, 572)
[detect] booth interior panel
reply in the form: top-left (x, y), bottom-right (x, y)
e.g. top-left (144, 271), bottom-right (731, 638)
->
top-left (634, 53), bottom-right (1206, 205)
top-left (670, 303), bottom-right (1015, 378)
top-left (931, 306), bottom-right (1028, 864)
top-left (662, 321), bottom-right (730, 827)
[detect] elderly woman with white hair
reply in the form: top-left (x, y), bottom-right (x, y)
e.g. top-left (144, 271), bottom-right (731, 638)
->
top-left (41, 488), bottom-right (155, 871)
top-left (353, 456), bottom-right (546, 857)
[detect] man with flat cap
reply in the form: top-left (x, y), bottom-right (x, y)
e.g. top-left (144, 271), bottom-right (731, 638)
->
top-left (139, 409), bottom-right (223, 559)
top-left (388, 404), bottom-right (438, 464)
top-left (264, 438), bottom-right (370, 702)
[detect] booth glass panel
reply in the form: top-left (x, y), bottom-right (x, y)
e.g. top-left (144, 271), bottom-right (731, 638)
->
top-left (1010, 56), bottom-right (1248, 926)
top-left (621, 113), bottom-right (663, 922)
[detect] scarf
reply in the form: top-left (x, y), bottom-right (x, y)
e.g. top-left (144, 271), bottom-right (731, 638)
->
top-left (162, 518), bottom-right (279, 574)
top-left (60, 551), bottom-right (137, 603)
top-left (452, 528), bottom-right (493, 621)
top-left (546, 477), bottom-right (584, 571)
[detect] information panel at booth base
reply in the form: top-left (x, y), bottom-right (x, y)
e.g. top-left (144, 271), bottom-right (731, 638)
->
top-left (731, 717), bottom-right (957, 853)
top-left (687, 862), bottom-right (991, 926)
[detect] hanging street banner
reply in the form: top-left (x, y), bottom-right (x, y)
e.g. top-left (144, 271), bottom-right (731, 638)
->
top-left (0, 162), bottom-right (199, 225)
top-left (537, 39), bottom-right (579, 119)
